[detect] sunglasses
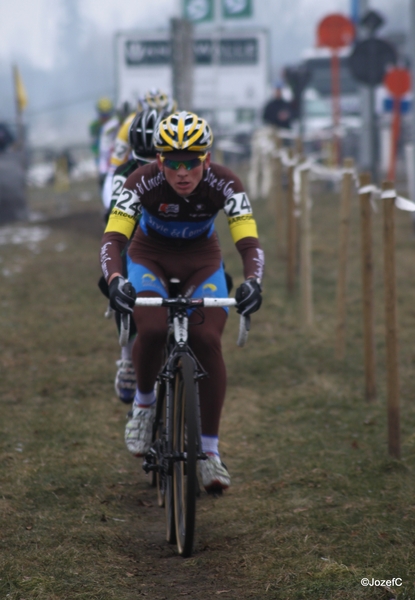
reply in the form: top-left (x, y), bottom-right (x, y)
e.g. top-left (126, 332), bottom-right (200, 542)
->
top-left (160, 154), bottom-right (207, 171)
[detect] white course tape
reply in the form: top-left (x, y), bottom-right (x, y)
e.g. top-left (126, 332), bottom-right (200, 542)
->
top-left (358, 186), bottom-right (415, 212)
top-left (359, 185), bottom-right (379, 195)
top-left (358, 185), bottom-right (380, 212)
top-left (269, 138), bottom-right (415, 212)
top-left (381, 188), bottom-right (415, 211)
top-left (381, 189), bottom-right (396, 199)
top-left (309, 161), bottom-right (347, 182)
top-left (298, 161), bottom-right (313, 172)
top-left (278, 148), bottom-right (298, 168)
top-left (395, 196), bottom-right (415, 212)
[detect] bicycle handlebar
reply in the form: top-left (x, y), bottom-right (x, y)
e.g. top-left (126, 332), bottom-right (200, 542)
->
top-left (134, 297), bottom-right (237, 308)
top-left (132, 297), bottom-right (249, 347)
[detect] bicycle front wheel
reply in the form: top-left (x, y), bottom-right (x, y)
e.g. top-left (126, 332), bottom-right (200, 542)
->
top-left (173, 353), bottom-right (200, 557)
top-left (152, 378), bottom-right (176, 544)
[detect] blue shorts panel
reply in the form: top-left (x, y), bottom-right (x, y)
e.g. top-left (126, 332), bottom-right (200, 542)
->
top-left (126, 256), bottom-right (168, 298)
top-left (191, 266), bottom-right (229, 313)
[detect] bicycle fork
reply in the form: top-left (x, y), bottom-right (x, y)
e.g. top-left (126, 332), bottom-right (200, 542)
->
top-left (142, 352), bottom-right (207, 476)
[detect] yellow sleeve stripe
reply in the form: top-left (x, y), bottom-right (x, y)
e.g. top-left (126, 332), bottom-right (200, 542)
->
top-left (228, 215), bottom-right (258, 243)
top-left (110, 149), bottom-right (129, 167)
top-left (118, 113), bottom-right (135, 143)
top-left (110, 112), bottom-right (135, 166)
top-left (104, 209), bottom-right (136, 239)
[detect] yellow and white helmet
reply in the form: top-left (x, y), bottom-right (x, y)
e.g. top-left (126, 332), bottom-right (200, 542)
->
top-left (154, 111), bottom-right (213, 153)
top-left (138, 89), bottom-right (177, 113)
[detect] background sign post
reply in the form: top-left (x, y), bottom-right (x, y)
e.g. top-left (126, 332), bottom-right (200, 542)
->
top-left (317, 14), bottom-right (355, 165)
top-left (383, 68), bottom-right (411, 182)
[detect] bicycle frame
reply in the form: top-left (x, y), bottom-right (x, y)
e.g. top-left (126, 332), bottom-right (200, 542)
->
top-left (138, 294), bottom-right (249, 556)
top-left (143, 297), bottom-right (226, 476)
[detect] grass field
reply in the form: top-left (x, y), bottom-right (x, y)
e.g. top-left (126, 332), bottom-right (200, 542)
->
top-left (1, 171), bottom-right (415, 599)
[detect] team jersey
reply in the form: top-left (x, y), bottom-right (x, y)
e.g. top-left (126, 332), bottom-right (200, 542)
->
top-left (109, 112), bottom-right (136, 169)
top-left (98, 115), bottom-right (121, 176)
top-left (109, 158), bottom-right (148, 211)
top-left (100, 161), bottom-right (264, 284)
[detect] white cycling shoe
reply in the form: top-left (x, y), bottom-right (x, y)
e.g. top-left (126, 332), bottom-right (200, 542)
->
top-left (198, 453), bottom-right (231, 493)
top-left (124, 404), bottom-right (156, 457)
top-left (114, 359), bottom-right (136, 404)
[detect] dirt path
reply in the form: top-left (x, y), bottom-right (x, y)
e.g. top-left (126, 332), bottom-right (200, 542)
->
top-left (0, 196), bottom-right (269, 599)
top-left (1, 182), bottom-right (415, 599)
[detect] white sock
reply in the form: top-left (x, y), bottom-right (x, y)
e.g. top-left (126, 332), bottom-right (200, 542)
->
top-left (133, 389), bottom-right (156, 408)
top-left (201, 435), bottom-right (219, 456)
top-left (121, 338), bottom-right (135, 362)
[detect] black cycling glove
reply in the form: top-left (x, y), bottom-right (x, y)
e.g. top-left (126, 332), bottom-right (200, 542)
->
top-left (235, 278), bottom-right (262, 316)
top-left (108, 276), bottom-right (136, 315)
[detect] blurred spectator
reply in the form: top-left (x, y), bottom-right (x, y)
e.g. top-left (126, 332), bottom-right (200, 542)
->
top-left (89, 97), bottom-right (114, 164)
top-left (262, 81), bottom-right (295, 130)
top-left (248, 80), bottom-right (296, 200)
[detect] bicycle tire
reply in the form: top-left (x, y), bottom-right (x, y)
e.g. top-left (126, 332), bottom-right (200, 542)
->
top-left (151, 378), bottom-right (176, 543)
top-left (153, 381), bottom-right (165, 503)
top-left (164, 377), bottom-right (176, 544)
top-left (173, 353), bottom-right (199, 557)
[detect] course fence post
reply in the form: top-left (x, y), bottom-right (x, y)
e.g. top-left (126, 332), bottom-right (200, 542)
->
top-left (382, 181), bottom-right (401, 459)
top-left (295, 136), bottom-right (303, 157)
top-left (269, 132), bottom-right (285, 258)
top-left (359, 172), bottom-right (377, 402)
top-left (300, 159), bottom-right (313, 327)
top-left (286, 148), bottom-right (297, 294)
top-left (335, 157), bottom-right (355, 359)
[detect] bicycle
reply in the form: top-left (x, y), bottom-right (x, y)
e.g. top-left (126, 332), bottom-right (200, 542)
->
top-left (130, 280), bottom-right (249, 557)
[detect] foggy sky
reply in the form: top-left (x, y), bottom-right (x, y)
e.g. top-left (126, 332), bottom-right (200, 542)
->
top-left (0, 0), bottom-right (409, 147)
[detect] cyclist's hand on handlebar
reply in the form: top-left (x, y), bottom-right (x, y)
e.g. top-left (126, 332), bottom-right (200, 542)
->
top-left (235, 278), bottom-right (262, 316)
top-left (109, 276), bottom-right (136, 314)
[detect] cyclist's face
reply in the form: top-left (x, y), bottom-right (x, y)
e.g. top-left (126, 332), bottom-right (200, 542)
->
top-left (157, 152), bottom-right (210, 196)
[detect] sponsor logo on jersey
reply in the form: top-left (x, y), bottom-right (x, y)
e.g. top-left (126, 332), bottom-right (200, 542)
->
top-left (196, 203), bottom-right (205, 211)
top-left (158, 203), bottom-right (180, 215)
top-left (228, 214), bottom-right (254, 224)
top-left (203, 283), bottom-right (217, 292)
top-left (204, 168), bottom-right (235, 200)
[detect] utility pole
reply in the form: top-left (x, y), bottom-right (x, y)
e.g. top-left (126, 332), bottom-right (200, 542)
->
top-left (171, 18), bottom-right (194, 111)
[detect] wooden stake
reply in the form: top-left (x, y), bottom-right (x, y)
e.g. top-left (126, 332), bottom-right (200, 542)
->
top-left (286, 149), bottom-right (297, 294)
top-left (300, 160), bottom-right (313, 326)
top-left (382, 181), bottom-right (401, 459)
top-left (359, 172), bottom-right (377, 402)
top-left (335, 158), bottom-right (355, 359)
top-left (267, 132), bottom-right (284, 258)
top-left (295, 136), bottom-right (303, 157)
